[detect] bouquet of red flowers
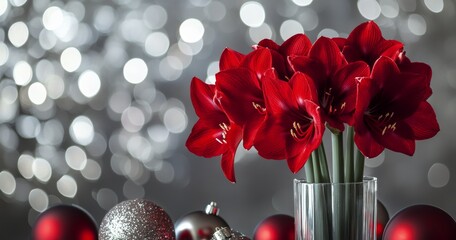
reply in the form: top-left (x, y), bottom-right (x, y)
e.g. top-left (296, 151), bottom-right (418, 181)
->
top-left (186, 21), bottom-right (439, 184)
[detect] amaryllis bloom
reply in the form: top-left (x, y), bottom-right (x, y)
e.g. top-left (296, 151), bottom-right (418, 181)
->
top-left (256, 33), bottom-right (312, 79)
top-left (215, 48), bottom-right (272, 149)
top-left (255, 71), bottom-right (324, 173)
top-left (334, 21), bottom-right (403, 67)
top-left (186, 77), bottom-right (242, 182)
top-left (290, 37), bottom-right (370, 131)
top-left (354, 57), bottom-right (439, 158)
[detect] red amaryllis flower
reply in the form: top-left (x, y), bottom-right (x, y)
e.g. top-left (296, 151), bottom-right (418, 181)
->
top-left (290, 37), bottom-right (370, 131)
top-left (255, 71), bottom-right (324, 173)
top-left (215, 48), bottom-right (272, 149)
top-left (354, 57), bottom-right (439, 158)
top-left (334, 21), bottom-right (403, 67)
top-left (256, 33), bottom-right (312, 79)
top-left (186, 77), bottom-right (242, 182)
top-left (219, 48), bottom-right (245, 71)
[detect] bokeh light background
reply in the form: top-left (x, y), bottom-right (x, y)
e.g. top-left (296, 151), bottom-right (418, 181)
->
top-left (0, 0), bottom-right (455, 238)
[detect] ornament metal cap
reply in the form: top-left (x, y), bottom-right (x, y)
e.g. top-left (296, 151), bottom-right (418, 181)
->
top-left (212, 227), bottom-right (232, 240)
top-left (205, 202), bottom-right (220, 215)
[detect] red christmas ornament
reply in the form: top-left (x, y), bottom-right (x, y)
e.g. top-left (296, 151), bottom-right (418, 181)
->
top-left (383, 204), bottom-right (456, 240)
top-left (253, 214), bottom-right (294, 240)
top-left (32, 205), bottom-right (98, 240)
top-left (377, 200), bottom-right (390, 240)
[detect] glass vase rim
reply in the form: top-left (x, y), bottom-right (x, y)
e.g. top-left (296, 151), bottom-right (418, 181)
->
top-left (293, 176), bottom-right (377, 186)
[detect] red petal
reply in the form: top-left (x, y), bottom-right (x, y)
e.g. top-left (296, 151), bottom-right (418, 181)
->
top-left (403, 101), bottom-right (439, 140)
top-left (279, 33), bottom-right (312, 57)
top-left (309, 37), bottom-right (347, 78)
top-left (216, 68), bottom-right (262, 125)
top-left (347, 21), bottom-right (383, 55)
top-left (372, 39), bottom-right (403, 60)
top-left (242, 115), bottom-right (265, 149)
top-left (289, 72), bottom-right (318, 104)
top-left (289, 56), bottom-right (326, 89)
top-left (354, 128), bottom-right (384, 158)
top-left (190, 77), bottom-right (222, 119)
top-left (399, 61), bottom-right (432, 99)
top-left (257, 38), bottom-right (280, 50)
top-left (221, 150), bottom-right (236, 182)
top-left (254, 116), bottom-right (287, 160)
top-left (332, 37), bottom-right (347, 50)
top-left (186, 120), bottom-right (227, 158)
top-left (262, 75), bottom-right (297, 114)
top-left (372, 121), bottom-right (416, 156)
top-left (219, 48), bottom-right (245, 71)
top-left (354, 77), bottom-right (377, 133)
top-left (241, 48), bottom-right (272, 78)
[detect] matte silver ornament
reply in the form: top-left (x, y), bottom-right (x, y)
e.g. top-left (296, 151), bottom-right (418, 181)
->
top-left (175, 202), bottom-right (229, 240)
top-left (99, 199), bottom-right (175, 240)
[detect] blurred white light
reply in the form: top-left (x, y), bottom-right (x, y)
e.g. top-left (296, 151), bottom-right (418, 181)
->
top-left (8, 21), bottom-right (29, 47)
top-left (123, 58), bottom-right (148, 84)
top-left (81, 159), bottom-right (102, 181)
top-left (249, 23), bottom-right (273, 44)
top-left (358, 0), bottom-right (381, 20)
top-left (380, 0), bottom-right (399, 18)
top-left (28, 189), bottom-right (48, 212)
top-left (163, 107), bottom-right (187, 133)
top-left (17, 154), bottom-right (34, 179)
top-left (69, 116), bottom-right (94, 146)
top-left (147, 125), bottom-right (169, 143)
top-left (43, 6), bottom-right (63, 30)
top-left (78, 70), bottom-right (101, 98)
top-left (240, 1), bottom-right (265, 27)
top-left (39, 29), bottom-right (58, 50)
top-left (0, 42), bottom-right (9, 66)
top-left (13, 61), bottom-right (33, 86)
top-left (408, 14), bottom-right (427, 36)
top-left (428, 163), bottom-right (450, 188)
top-left (159, 56), bottom-right (183, 81)
top-left (123, 180), bottom-right (145, 199)
top-left (180, 18), bottom-right (205, 43)
top-left (16, 116), bottom-right (41, 139)
top-left (0, 0), bottom-right (8, 17)
top-left (127, 135), bottom-right (153, 162)
top-left (96, 188), bottom-right (118, 210)
top-left (56, 175), bottom-right (77, 198)
top-left (28, 82), bottom-right (47, 105)
top-left (292, 0), bottom-right (313, 7)
top-left (44, 74), bottom-right (65, 99)
top-left (10, 0), bottom-right (27, 7)
top-left (94, 6), bottom-right (115, 33)
top-left (424, 0), bottom-right (444, 13)
top-left (109, 90), bottom-right (131, 114)
top-left (298, 8), bottom-right (319, 31)
top-left (60, 47), bottom-right (81, 72)
top-left (0, 171), bottom-right (16, 195)
top-left (318, 28), bottom-right (339, 38)
top-left (204, 1), bottom-right (226, 21)
top-left (145, 32), bottom-right (170, 57)
top-left (32, 158), bottom-right (52, 182)
top-left (143, 5), bottom-right (168, 30)
top-left (65, 146), bottom-right (87, 171)
top-left (155, 161), bottom-right (175, 183)
top-left (121, 106), bottom-right (145, 132)
top-left (280, 20), bottom-right (304, 41)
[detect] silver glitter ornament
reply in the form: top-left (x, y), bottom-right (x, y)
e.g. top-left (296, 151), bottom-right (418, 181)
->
top-left (99, 199), bottom-right (175, 240)
top-left (211, 227), bottom-right (251, 240)
top-left (175, 202), bottom-right (230, 240)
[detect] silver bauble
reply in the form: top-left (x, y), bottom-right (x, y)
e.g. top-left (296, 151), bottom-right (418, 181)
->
top-left (99, 199), bottom-right (175, 240)
top-left (175, 202), bottom-right (229, 240)
top-left (211, 227), bottom-right (251, 240)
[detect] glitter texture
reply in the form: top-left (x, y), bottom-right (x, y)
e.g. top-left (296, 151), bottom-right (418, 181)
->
top-left (99, 199), bottom-right (175, 240)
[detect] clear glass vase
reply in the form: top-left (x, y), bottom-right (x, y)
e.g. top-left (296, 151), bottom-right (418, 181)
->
top-left (294, 177), bottom-right (377, 240)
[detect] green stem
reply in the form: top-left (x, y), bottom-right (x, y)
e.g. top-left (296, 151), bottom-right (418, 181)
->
top-left (345, 127), bottom-right (354, 182)
top-left (304, 156), bottom-right (314, 183)
top-left (354, 147), bottom-right (365, 182)
top-left (332, 132), bottom-right (344, 183)
top-left (312, 151), bottom-right (322, 183)
top-left (318, 144), bottom-right (331, 183)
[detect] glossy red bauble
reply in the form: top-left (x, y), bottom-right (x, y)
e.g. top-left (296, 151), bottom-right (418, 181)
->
top-left (253, 214), bottom-right (294, 240)
top-left (383, 204), bottom-right (456, 240)
top-left (32, 205), bottom-right (97, 240)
